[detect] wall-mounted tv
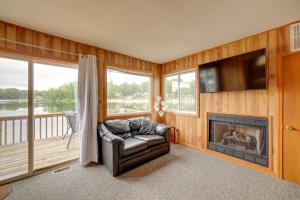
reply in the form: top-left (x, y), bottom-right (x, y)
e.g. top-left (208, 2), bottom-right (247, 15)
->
top-left (200, 49), bottom-right (267, 93)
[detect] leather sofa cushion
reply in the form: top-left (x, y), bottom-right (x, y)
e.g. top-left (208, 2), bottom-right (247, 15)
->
top-left (121, 138), bottom-right (147, 157)
top-left (104, 119), bottom-right (130, 135)
top-left (134, 135), bottom-right (165, 147)
top-left (128, 118), bottom-right (141, 132)
top-left (139, 119), bottom-right (157, 135)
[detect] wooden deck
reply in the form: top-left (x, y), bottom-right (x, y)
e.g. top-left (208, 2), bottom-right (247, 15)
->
top-left (0, 136), bottom-right (79, 180)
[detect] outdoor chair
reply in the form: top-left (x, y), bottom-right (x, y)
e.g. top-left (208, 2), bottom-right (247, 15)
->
top-left (63, 112), bottom-right (78, 149)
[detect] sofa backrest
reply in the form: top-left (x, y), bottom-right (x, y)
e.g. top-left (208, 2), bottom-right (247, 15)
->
top-left (104, 117), bottom-right (157, 136)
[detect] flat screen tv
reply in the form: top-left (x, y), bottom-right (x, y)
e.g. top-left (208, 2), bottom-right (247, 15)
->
top-left (200, 49), bottom-right (267, 93)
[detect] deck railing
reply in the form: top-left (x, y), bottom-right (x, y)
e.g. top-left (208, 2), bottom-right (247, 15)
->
top-left (0, 113), bottom-right (69, 145)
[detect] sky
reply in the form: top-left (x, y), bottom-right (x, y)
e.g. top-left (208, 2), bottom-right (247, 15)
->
top-left (0, 56), bottom-right (149, 92)
top-left (0, 57), bottom-right (78, 90)
top-left (34, 63), bottom-right (77, 90)
top-left (107, 69), bottom-right (150, 85)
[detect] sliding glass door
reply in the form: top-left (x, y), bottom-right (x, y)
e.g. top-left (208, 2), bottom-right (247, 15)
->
top-left (33, 62), bottom-right (79, 170)
top-left (0, 54), bottom-right (79, 183)
top-left (0, 56), bottom-right (29, 181)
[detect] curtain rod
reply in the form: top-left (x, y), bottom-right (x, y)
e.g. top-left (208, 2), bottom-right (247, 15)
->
top-left (0, 37), bottom-right (88, 57)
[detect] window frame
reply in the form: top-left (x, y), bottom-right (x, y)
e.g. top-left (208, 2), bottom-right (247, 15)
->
top-left (105, 66), bottom-right (153, 119)
top-left (163, 69), bottom-right (198, 116)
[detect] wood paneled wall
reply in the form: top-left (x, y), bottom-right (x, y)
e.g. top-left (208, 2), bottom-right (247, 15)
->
top-left (161, 24), bottom-right (292, 176)
top-left (0, 20), bottom-right (160, 123)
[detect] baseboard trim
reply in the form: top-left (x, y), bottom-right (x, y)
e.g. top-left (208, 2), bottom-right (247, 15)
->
top-left (175, 141), bottom-right (204, 151)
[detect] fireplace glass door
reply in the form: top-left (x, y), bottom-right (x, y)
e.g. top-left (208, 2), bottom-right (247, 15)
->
top-left (208, 113), bottom-right (268, 167)
top-left (211, 122), bottom-right (265, 156)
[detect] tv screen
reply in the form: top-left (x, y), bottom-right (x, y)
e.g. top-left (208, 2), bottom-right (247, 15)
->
top-left (200, 49), bottom-right (267, 93)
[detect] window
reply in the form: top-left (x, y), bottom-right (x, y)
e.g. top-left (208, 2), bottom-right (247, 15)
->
top-left (164, 71), bottom-right (196, 114)
top-left (179, 72), bottom-right (196, 113)
top-left (107, 68), bottom-right (151, 115)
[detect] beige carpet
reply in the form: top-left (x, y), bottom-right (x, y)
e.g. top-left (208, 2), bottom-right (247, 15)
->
top-left (7, 145), bottom-right (300, 200)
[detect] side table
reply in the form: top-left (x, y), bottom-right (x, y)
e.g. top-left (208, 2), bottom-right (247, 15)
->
top-left (158, 124), bottom-right (178, 144)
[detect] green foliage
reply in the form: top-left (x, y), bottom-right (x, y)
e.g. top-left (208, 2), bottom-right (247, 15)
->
top-left (0, 83), bottom-right (77, 113)
top-left (38, 83), bottom-right (76, 104)
top-left (0, 88), bottom-right (27, 99)
top-left (164, 78), bottom-right (195, 97)
top-left (107, 81), bottom-right (149, 98)
top-left (165, 78), bottom-right (178, 98)
top-left (180, 79), bottom-right (195, 96)
top-left (0, 82), bottom-right (76, 103)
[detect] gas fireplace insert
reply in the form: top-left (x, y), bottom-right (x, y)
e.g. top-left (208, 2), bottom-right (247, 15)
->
top-left (208, 113), bottom-right (268, 167)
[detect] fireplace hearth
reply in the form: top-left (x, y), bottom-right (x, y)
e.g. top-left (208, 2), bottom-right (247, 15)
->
top-left (208, 113), bottom-right (268, 167)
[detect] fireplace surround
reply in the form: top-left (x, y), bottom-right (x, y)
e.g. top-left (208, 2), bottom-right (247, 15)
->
top-left (208, 113), bottom-right (268, 167)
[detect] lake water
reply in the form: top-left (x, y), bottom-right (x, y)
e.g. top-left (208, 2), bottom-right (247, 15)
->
top-left (0, 100), bottom-right (75, 116)
top-left (0, 100), bottom-right (75, 145)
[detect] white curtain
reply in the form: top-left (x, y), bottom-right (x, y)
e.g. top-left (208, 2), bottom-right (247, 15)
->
top-left (78, 55), bottom-right (98, 166)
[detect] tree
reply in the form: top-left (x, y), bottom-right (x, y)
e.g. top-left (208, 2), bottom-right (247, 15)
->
top-left (107, 81), bottom-right (149, 99)
top-left (0, 88), bottom-right (27, 100)
top-left (39, 82), bottom-right (76, 103)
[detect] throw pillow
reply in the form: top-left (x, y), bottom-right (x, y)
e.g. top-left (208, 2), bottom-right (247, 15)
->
top-left (139, 119), bottom-right (157, 135)
top-left (128, 117), bottom-right (141, 132)
top-left (104, 119), bottom-right (130, 135)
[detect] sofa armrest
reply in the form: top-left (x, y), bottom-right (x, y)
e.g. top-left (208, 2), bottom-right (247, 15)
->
top-left (156, 125), bottom-right (170, 143)
top-left (98, 123), bottom-right (124, 176)
top-left (99, 123), bottom-right (125, 145)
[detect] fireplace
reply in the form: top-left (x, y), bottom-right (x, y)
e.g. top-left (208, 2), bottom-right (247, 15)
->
top-left (208, 113), bottom-right (268, 167)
